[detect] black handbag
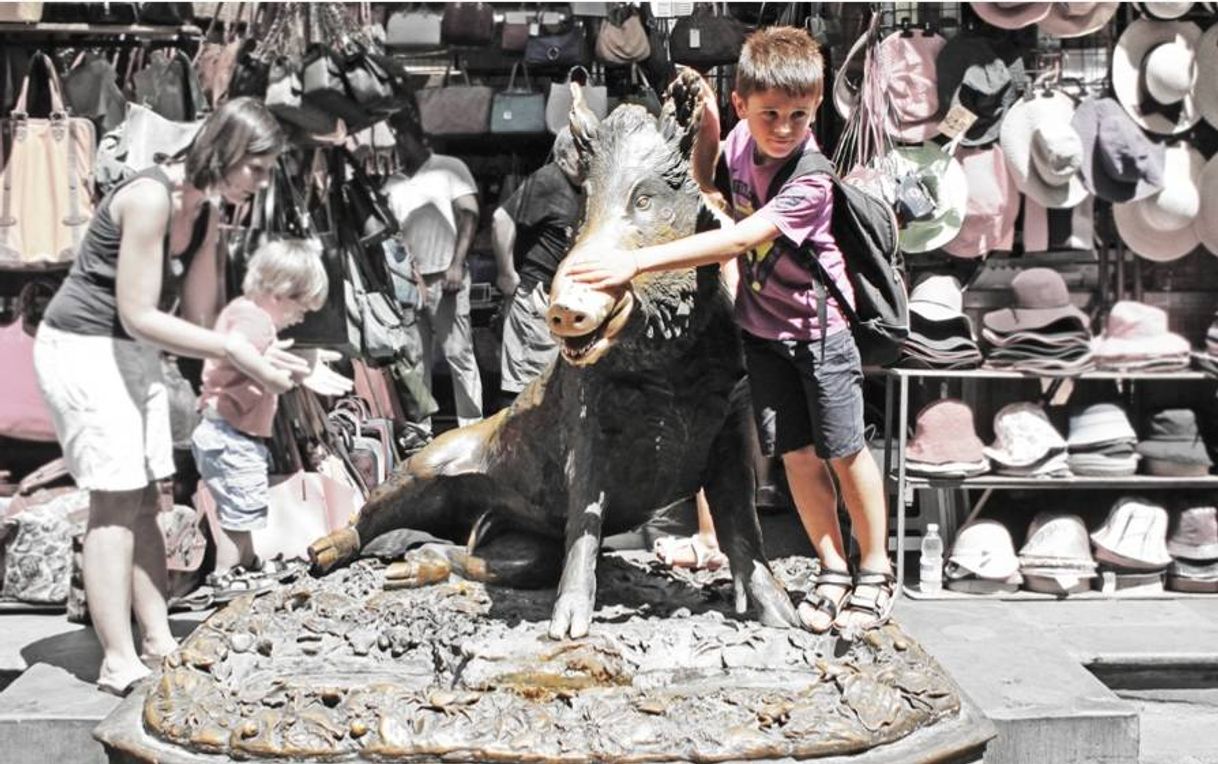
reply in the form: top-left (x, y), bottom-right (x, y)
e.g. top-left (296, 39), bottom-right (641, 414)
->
top-left (669, 4), bottom-right (747, 70)
top-left (525, 23), bottom-right (590, 68)
top-left (440, 3), bottom-right (496, 47)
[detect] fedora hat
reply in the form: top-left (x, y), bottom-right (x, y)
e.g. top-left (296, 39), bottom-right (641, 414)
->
top-left (1135, 2), bottom-right (1195, 18)
top-left (1091, 497), bottom-right (1172, 570)
top-left (982, 267), bottom-right (1088, 335)
top-left (970, 2), bottom-right (1052, 29)
top-left (1000, 90), bottom-right (1089, 209)
top-left (944, 145), bottom-right (1020, 258)
top-left (1202, 154), bottom-right (1218, 256)
top-left (906, 398), bottom-right (987, 465)
top-left (884, 142), bottom-right (969, 253)
top-left (1112, 143), bottom-right (1204, 262)
top-left (1197, 23), bottom-right (1218, 129)
top-left (1072, 97), bottom-right (1165, 203)
top-left (1168, 505), bottom-right (1218, 560)
top-left (1113, 19), bottom-right (1202, 135)
top-left (935, 34), bottom-right (1026, 147)
top-left (1038, 3), bottom-right (1118, 37)
top-left (1091, 300), bottom-right (1191, 359)
top-left (875, 30), bottom-right (947, 143)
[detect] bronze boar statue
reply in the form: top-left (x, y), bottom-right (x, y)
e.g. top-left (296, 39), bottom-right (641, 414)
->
top-left (309, 70), bottom-right (800, 639)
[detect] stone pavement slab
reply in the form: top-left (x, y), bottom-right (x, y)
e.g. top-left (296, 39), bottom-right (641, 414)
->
top-left (0, 663), bottom-right (116, 764)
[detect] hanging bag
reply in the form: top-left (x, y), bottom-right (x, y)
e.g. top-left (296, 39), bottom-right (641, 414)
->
top-left (0, 52), bottom-right (95, 270)
top-left (668, 3), bottom-right (747, 70)
top-left (415, 66), bottom-right (492, 136)
top-left (95, 102), bottom-right (204, 195)
top-left (546, 65), bottom-right (607, 134)
top-left (525, 16), bottom-right (590, 68)
top-left (386, 6), bottom-right (443, 50)
top-left (132, 47), bottom-right (209, 122)
top-left (63, 51), bottom-right (128, 133)
top-left (0, 280), bottom-right (58, 442)
top-left (594, 4), bottom-right (651, 65)
top-left (440, 2), bottom-right (496, 47)
top-left (492, 62), bottom-right (547, 134)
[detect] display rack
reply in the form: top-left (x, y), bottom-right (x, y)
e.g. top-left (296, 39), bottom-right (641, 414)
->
top-left (879, 367), bottom-right (1218, 594)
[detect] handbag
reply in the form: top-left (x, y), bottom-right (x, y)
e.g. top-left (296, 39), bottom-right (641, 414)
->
top-left (63, 51), bottom-right (127, 133)
top-left (386, 7), bottom-right (443, 50)
top-left (227, 37), bottom-right (270, 99)
top-left (0, 280), bottom-right (57, 442)
top-left (194, 1), bottom-right (247, 107)
top-left (501, 17), bottom-right (531, 53)
top-left (0, 3), bottom-right (41, 22)
top-left (95, 102), bottom-right (204, 195)
top-left (546, 65), bottom-right (608, 134)
top-left (595, 5), bottom-right (651, 65)
top-left (669, 3), bottom-right (747, 70)
top-left (526, 24), bottom-right (590, 68)
top-left (440, 2), bottom-right (496, 47)
top-left (0, 53), bottom-right (95, 270)
top-left (138, 2), bottom-right (194, 25)
top-left (301, 44), bottom-right (369, 129)
top-left (415, 67), bottom-right (492, 137)
top-left (132, 48), bottom-right (208, 122)
top-left (492, 62), bottom-right (547, 134)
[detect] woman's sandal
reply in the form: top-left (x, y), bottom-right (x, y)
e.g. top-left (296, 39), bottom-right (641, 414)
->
top-left (798, 567), bottom-right (854, 634)
top-left (653, 534), bottom-right (729, 572)
top-left (835, 568), bottom-right (896, 638)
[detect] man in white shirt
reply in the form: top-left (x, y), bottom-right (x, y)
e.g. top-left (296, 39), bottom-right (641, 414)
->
top-left (383, 110), bottom-right (483, 427)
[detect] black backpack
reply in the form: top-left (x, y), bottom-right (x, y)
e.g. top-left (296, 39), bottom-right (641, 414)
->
top-left (716, 147), bottom-right (909, 367)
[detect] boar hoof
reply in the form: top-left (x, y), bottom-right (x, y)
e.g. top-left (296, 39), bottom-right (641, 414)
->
top-left (748, 562), bottom-right (801, 629)
top-left (308, 529), bottom-right (361, 575)
top-left (384, 549), bottom-right (453, 590)
top-left (548, 593), bottom-right (594, 640)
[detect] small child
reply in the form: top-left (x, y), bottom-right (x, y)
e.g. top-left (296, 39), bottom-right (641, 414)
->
top-left (192, 238), bottom-right (329, 586)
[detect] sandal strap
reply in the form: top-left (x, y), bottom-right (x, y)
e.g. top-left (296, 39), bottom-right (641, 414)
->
top-left (846, 570), bottom-right (895, 618)
top-left (815, 568), bottom-right (854, 587)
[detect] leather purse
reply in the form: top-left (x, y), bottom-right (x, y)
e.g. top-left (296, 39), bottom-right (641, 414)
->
top-left (132, 48), bottom-right (208, 122)
top-left (525, 22), bottom-right (590, 68)
top-left (386, 7), bottom-right (443, 50)
top-left (440, 2), bottom-right (496, 47)
top-left (194, 1), bottom-right (248, 107)
top-left (95, 102), bottom-right (203, 195)
top-left (64, 51), bottom-right (127, 133)
top-left (669, 4), bottom-right (747, 70)
top-left (546, 65), bottom-right (608, 134)
top-left (0, 53), bottom-right (95, 270)
top-left (594, 5), bottom-right (651, 65)
top-left (492, 62), bottom-right (546, 134)
top-left (415, 67), bottom-right (492, 136)
top-left (0, 280), bottom-right (57, 442)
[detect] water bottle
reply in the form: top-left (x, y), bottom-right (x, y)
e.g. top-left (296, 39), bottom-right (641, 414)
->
top-left (920, 524), bottom-right (944, 594)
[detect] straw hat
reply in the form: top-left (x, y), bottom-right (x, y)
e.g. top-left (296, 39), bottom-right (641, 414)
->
top-left (1196, 153), bottom-right (1218, 256)
top-left (1000, 90), bottom-right (1089, 209)
top-left (969, 2), bottom-right (1052, 29)
top-left (1135, 2), bottom-right (1195, 18)
top-left (883, 142), bottom-right (969, 253)
top-left (1112, 142), bottom-right (1204, 262)
top-left (1196, 22), bottom-right (1218, 130)
top-left (1037, 3), bottom-right (1118, 38)
top-left (1112, 19), bottom-right (1202, 135)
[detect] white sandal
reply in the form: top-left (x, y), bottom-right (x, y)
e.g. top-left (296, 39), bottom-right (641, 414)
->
top-left (653, 534), bottom-right (729, 571)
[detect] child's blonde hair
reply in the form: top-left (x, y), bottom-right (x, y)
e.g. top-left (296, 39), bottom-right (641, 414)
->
top-left (242, 237), bottom-right (329, 311)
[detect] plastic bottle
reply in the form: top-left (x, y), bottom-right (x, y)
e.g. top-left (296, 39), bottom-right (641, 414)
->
top-left (920, 524), bottom-right (944, 593)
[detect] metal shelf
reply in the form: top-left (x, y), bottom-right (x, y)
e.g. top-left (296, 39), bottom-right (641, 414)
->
top-left (871, 367), bottom-right (1209, 381)
top-left (894, 474), bottom-right (1218, 490)
top-left (0, 22), bottom-right (202, 39)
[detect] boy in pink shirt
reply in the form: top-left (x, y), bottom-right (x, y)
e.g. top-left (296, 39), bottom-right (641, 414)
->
top-left (568, 28), bottom-right (894, 636)
top-left (193, 238), bottom-right (336, 585)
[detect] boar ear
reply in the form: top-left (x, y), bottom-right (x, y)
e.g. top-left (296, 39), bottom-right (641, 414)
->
top-left (660, 66), bottom-right (712, 161)
top-left (568, 81), bottom-right (600, 163)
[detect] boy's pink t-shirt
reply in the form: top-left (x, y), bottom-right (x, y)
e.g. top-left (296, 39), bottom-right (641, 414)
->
top-left (723, 121), bottom-right (854, 341)
top-left (198, 297), bottom-right (279, 438)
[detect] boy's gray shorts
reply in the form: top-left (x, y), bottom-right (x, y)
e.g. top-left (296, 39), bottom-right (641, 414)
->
top-left (191, 415), bottom-right (271, 532)
top-left (743, 329), bottom-right (866, 460)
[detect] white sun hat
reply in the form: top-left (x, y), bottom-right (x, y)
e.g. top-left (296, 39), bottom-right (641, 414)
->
top-left (1000, 90), bottom-right (1089, 209)
top-left (1196, 153), bottom-right (1218, 257)
top-left (1113, 19), bottom-right (1203, 135)
top-left (1113, 142), bottom-right (1204, 262)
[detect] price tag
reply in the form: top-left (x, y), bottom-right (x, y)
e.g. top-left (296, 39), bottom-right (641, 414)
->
top-left (689, 27), bottom-right (701, 48)
top-left (529, 21), bottom-right (540, 36)
top-left (503, 110), bottom-right (513, 120)
top-left (938, 102), bottom-right (978, 139)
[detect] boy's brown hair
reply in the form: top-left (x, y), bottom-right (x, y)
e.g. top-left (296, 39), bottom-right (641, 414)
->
top-left (735, 26), bottom-right (824, 103)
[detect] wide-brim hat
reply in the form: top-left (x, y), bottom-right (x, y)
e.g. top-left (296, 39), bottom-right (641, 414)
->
top-left (1038, 2), bottom-right (1118, 38)
top-left (884, 142), bottom-right (968, 253)
top-left (832, 25), bottom-right (869, 122)
top-left (1000, 91), bottom-right (1089, 209)
top-left (876, 31), bottom-right (947, 143)
top-left (935, 34), bottom-right (1026, 147)
top-left (944, 145), bottom-right (1020, 258)
top-left (1197, 23), bottom-right (1218, 130)
top-left (1135, 2), bottom-right (1195, 19)
top-left (1092, 300), bottom-right (1192, 358)
top-left (1072, 97), bottom-right (1166, 203)
top-left (1197, 153), bottom-right (1218, 256)
top-left (1113, 19), bottom-right (1203, 136)
top-left (1113, 143), bottom-right (1204, 262)
top-left (970, 2), bottom-right (1052, 29)
top-left (982, 267), bottom-right (1089, 334)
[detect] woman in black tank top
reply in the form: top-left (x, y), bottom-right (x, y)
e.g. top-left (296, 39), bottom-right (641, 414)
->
top-left (35, 98), bottom-right (310, 696)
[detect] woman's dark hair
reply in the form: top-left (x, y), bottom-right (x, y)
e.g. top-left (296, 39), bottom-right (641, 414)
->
top-left (184, 97), bottom-right (286, 190)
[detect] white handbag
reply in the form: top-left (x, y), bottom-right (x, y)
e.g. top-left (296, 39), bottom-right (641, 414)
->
top-left (545, 66), bottom-right (608, 135)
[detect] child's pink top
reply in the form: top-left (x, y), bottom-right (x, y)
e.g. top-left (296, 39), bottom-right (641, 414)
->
top-left (198, 297), bottom-right (279, 438)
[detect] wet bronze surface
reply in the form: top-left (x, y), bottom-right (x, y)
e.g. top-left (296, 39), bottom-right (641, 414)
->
top-left (96, 554), bottom-right (985, 762)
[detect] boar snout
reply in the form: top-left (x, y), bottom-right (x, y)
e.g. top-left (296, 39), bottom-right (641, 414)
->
top-left (547, 275), bottom-right (633, 366)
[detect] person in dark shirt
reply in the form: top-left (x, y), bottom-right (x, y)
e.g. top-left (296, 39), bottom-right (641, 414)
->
top-left (491, 128), bottom-right (584, 399)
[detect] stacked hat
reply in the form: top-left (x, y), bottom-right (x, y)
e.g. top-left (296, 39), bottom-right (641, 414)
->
top-left (1091, 301), bottom-right (1191, 372)
top-left (945, 520), bottom-right (1023, 594)
top-left (1136, 409), bottom-right (1213, 477)
top-left (984, 402), bottom-right (1071, 478)
top-left (1037, 3), bottom-right (1118, 37)
top-left (1167, 504), bottom-right (1218, 592)
top-left (935, 33), bottom-right (1027, 148)
top-left (1113, 19), bottom-right (1202, 136)
top-left (1067, 403), bottom-right (1141, 476)
top-left (1019, 513), bottom-right (1098, 595)
top-left (1196, 151), bottom-right (1218, 256)
top-left (875, 30), bottom-right (947, 143)
top-left (900, 275), bottom-right (984, 369)
top-left (943, 146), bottom-right (1020, 259)
top-left (1000, 90), bottom-right (1089, 209)
top-left (883, 142), bottom-right (968, 253)
top-left (905, 399), bottom-right (990, 478)
top-left (1112, 143), bottom-right (1205, 262)
top-left (1199, 23), bottom-right (1218, 130)
top-left (981, 268), bottom-right (1094, 375)
top-left (1072, 97), bottom-right (1166, 204)
top-left (1091, 497), bottom-right (1172, 572)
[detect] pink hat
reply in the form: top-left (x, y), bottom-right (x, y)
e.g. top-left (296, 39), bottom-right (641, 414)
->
top-left (943, 146), bottom-right (1019, 259)
top-left (1037, 3), bottom-right (1119, 38)
top-left (875, 30), bottom-right (946, 143)
top-left (982, 267), bottom-right (1088, 335)
top-left (1091, 301), bottom-right (1191, 359)
top-left (970, 2), bottom-right (1052, 29)
top-left (906, 399), bottom-right (987, 465)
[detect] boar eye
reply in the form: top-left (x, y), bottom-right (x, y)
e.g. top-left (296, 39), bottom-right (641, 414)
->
top-left (634, 195), bottom-right (652, 211)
